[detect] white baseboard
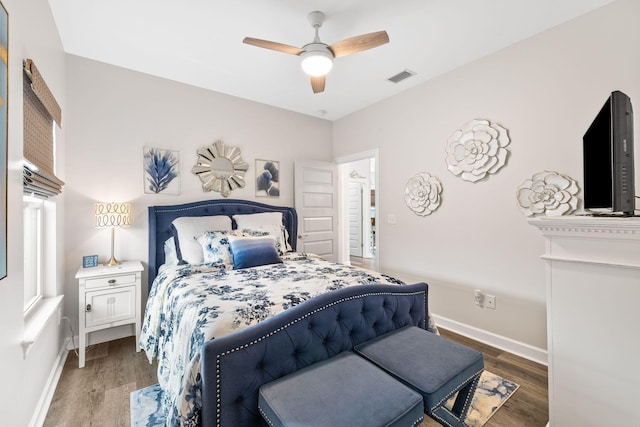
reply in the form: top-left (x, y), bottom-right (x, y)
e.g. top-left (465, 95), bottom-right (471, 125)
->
top-left (29, 337), bottom-right (70, 427)
top-left (432, 314), bottom-right (548, 366)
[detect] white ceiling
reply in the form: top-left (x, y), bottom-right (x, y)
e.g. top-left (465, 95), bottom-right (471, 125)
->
top-left (48, 0), bottom-right (615, 121)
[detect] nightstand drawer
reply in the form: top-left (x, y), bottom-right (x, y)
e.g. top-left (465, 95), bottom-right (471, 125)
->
top-left (85, 273), bottom-right (137, 289)
top-left (85, 286), bottom-right (136, 328)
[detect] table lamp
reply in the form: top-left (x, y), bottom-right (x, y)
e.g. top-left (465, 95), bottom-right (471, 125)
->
top-left (95, 202), bottom-right (131, 266)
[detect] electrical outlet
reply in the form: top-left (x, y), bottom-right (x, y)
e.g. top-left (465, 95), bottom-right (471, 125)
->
top-left (387, 214), bottom-right (397, 224)
top-left (486, 295), bottom-right (496, 310)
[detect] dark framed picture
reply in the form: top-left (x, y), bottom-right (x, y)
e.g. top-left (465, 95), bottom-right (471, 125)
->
top-left (0, 1), bottom-right (7, 280)
top-left (256, 159), bottom-right (280, 198)
top-left (82, 255), bottom-right (99, 268)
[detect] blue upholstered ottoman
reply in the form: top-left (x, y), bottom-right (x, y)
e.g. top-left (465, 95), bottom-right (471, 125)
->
top-left (355, 326), bottom-right (484, 427)
top-left (258, 351), bottom-right (424, 427)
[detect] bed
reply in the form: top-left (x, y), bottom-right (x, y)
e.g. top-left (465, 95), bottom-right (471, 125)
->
top-left (140, 199), bottom-right (437, 426)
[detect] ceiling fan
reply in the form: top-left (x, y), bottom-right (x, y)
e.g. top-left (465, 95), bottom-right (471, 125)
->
top-left (243, 11), bottom-right (389, 94)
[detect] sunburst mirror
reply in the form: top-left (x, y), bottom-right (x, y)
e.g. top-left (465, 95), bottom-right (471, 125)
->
top-left (191, 140), bottom-right (249, 197)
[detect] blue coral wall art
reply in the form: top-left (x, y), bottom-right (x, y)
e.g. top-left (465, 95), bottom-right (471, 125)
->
top-left (256, 159), bottom-right (280, 198)
top-left (143, 147), bottom-right (181, 194)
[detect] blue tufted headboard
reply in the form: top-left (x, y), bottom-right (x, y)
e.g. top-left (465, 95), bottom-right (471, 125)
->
top-left (200, 282), bottom-right (430, 427)
top-left (147, 199), bottom-right (298, 292)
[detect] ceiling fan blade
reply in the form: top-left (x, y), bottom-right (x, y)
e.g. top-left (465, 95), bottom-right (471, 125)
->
top-left (243, 37), bottom-right (303, 55)
top-left (310, 76), bottom-right (326, 93)
top-left (329, 31), bottom-right (389, 58)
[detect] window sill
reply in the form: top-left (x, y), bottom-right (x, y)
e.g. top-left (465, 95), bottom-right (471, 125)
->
top-left (23, 295), bottom-right (64, 358)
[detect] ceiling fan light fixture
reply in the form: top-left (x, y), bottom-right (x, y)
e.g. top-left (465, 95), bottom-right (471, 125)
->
top-left (300, 45), bottom-right (333, 77)
top-left (243, 11), bottom-right (389, 93)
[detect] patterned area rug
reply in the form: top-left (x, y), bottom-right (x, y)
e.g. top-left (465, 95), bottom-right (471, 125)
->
top-left (130, 383), bottom-right (164, 427)
top-left (421, 370), bottom-right (520, 427)
top-left (131, 370), bottom-right (518, 427)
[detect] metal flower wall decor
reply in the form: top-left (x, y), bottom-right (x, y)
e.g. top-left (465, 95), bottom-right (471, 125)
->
top-left (516, 171), bottom-right (579, 217)
top-left (405, 173), bottom-right (443, 216)
top-left (445, 119), bottom-right (510, 182)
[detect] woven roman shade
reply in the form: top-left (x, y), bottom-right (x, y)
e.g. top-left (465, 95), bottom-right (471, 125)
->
top-left (23, 58), bottom-right (64, 197)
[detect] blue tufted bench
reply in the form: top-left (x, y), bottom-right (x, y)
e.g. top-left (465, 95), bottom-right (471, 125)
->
top-left (257, 325), bottom-right (484, 427)
top-left (258, 351), bottom-right (424, 427)
top-left (200, 283), bottom-right (431, 427)
top-left (355, 325), bottom-right (484, 427)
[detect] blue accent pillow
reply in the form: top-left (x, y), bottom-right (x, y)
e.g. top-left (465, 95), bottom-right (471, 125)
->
top-left (229, 237), bottom-right (283, 269)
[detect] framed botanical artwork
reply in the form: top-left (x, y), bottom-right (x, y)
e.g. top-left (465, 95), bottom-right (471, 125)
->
top-left (256, 159), bottom-right (280, 197)
top-left (0, 1), bottom-right (7, 280)
top-left (143, 147), bottom-right (181, 195)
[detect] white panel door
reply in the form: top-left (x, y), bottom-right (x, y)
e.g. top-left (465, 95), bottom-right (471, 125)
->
top-left (294, 161), bottom-right (337, 261)
top-left (348, 182), bottom-right (363, 257)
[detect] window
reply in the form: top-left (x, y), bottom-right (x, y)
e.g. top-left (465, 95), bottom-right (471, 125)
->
top-left (21, 59), bottom-right (64, 354)
top-left (23, 59), bottom-right (64, 197)
top-left (23, 197), bottom-right (43, 313)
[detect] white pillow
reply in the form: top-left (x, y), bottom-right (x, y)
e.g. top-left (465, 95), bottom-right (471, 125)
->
top-left (233, 212), bottom-right (283, 228)
top-left (164, 237), bottom-right (179, 266)
top-left (171, 215), bottom-right (232, 264)
top-left (237, 226), bottom-right (290, 255)
top-left (233, 212), bottom-right (292, 253)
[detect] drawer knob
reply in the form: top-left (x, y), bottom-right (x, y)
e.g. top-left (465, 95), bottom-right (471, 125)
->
top-left (86, 304), bottom-right (92, 312)
top-left (108, 279), bottom-right (117, 285)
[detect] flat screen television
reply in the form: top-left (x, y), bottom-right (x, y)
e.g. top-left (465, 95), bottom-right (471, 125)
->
top-left (583, 90), bottom-right (636, 216)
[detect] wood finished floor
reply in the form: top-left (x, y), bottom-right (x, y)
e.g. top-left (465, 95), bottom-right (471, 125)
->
top-left (350, 256), bottom-right (376, 270)
top-left (44, 330), bottom-right (547, 427)
top-left (43, 339), bottom-right (157, 427)
top-left (421, 329), bottom-right (548, 427)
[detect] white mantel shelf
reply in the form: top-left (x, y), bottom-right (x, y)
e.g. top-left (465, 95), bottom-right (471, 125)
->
top-left (529, 216), bottom-right (640, 427)
top-left (529, 216), bottom-right (640, 238)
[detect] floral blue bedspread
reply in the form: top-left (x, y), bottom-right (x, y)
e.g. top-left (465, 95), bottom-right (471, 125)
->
top-left (139, 253), bottom-right (422, 426)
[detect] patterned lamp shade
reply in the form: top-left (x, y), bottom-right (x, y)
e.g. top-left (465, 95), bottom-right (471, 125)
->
top-left (95, 202), bottom-right (131, 228)
top-left (95, 202), bottom-right (131, 265)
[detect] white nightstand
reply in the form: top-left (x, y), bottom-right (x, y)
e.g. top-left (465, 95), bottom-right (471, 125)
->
top-left (75, 260), bottom-right (143, 368)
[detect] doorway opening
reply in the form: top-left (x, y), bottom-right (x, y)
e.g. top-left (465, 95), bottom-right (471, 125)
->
top-left (336, 150), bottom-right (378, 271)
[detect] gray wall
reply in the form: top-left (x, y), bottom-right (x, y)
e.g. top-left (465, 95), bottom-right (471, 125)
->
top-left (333, 0), bottom-right (640, 355)
top-left (63, 55), bottom-right (333, 342)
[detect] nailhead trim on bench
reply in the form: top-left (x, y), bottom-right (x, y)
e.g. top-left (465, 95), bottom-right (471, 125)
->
top-left (213, 289), bottom-right (428, 426)
top-left (430, 372), bottom-right (482, 427)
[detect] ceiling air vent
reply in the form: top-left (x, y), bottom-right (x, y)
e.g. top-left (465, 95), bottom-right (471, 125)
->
top-left (387, 69), bottom-right (416, 84)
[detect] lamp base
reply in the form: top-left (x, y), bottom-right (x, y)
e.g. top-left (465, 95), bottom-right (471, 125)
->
top-left (106, 227), bottom-right (121, 266)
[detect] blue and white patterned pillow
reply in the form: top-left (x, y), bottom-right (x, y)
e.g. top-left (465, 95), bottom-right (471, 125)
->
top-left (171, 215), bottom-right (232, 264)
top-left (196, 230), bottom-right (239, 268)
top-left (238, 225), bottom-right (291, 255)
top-left (232, 212), bottom-right (292, 253)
